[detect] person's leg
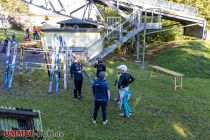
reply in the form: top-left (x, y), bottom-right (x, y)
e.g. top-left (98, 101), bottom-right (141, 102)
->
top-left (123, 93), bottom-right (132, 117)
top-left (74, 79), bottom-right (78, 99)
top-left (93, 101), bottom-right (100, 121)
top-left (126, 93), bottom-right (132, 115)
top-left (119, 89), bottom-right (124, 110)
top-left (78, 79), bottom-right (83, 97)
top-left (123, 96), bottom-right (129, 117)
top-left (101, 102), bottom-right (107, 122)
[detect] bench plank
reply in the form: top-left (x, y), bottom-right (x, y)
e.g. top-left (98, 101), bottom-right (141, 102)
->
top-left (150, 65), bottom-right (184, 91)
top-left (151, 66), bottom-right (184, 77)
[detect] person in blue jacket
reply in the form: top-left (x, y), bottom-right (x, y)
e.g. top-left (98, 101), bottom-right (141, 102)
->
top-left (70, 54), bottom-right (83, 101)
top-left (92, 71), bottom-right (110, 124)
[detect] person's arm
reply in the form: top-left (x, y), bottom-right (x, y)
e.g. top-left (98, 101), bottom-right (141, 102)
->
top-left (105, 82), bottom-right (110, 101)
top-left (103, 65), bottom-right (106, 72)
top-left (92, 83), bottom-right (96, 97)
top-left (114, 79), bottom-right (118, 86)
top-left (107, 90), bottom-right (110, 101)
top-left (70, 63), bottom-right (77, 78)
top-left (70, 64), bottom-right (73, 78)
top-left (128, 74), bottom-right (135, 84)
top-left (118, 76), bottom-right (123, 89)
top-left (81, 63), bottom-right (83, 70)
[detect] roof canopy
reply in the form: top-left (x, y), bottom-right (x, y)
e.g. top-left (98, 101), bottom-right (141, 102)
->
top-left (57, 18), bottom-right (97, 25)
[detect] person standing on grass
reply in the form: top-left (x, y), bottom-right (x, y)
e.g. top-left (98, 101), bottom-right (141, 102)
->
top-left (24, 28), bottom-right (30, 41)
top-left (32, 26), bottom-right (37, 39)
top-left (70, 54), bottom-right (83, 101)
top-left (92, 71), bottom-right (110, 124)
top-left (93, 57), bottom-right (106, 79)
top-left (1, 40), bottom-right (6, 53)
top-left (11, 32), bottom-right (15, 42)
top-left (117, 65), bottom-right (135, 118)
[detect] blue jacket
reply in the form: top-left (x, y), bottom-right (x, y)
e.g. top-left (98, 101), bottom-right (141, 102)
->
top-left (92, 79), bottom-right (109, 102)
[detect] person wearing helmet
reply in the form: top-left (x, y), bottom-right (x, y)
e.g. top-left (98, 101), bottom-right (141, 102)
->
top-left (117, 65), bottom-right (135, 118)
top-left (93, 57), bottom-right (106, 79)
top-left (92, 71), bottom-right (110, 124)
top-left (70, 54), bottom-right (84, 101)
top-left (11, 32), bottom-right (16, 42)
top-left (1, 40), bottom-right (6, 53)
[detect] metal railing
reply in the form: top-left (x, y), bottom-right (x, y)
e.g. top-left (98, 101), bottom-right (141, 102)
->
top-left (82, 12), bottom-right (138, 62)
top-left (120, 0), bottom-right (198, 17)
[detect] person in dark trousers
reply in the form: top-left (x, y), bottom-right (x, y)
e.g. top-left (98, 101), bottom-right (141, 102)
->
top-left (92, 71), bottom-right (110, 125)
top-left (24, 28), bottom-right (30, 41)
top-left (93, 57), bottom-right (106, 79)
top-left (70, 54), bottom-right (83, 101)
top-left (1, 40), bottom-right (6, 53)
top-left (11, 32), bottom-right (16, 42)
top-left (117, 65), bottom-right (135, 118)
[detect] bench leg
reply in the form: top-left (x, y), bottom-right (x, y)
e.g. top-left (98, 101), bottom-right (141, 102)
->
top-left (181, 77), bottom-right (183, 89)
top-left (174, 76), bottom-right (183, 91)
top-left (150, 69), bottom-right (158, 80)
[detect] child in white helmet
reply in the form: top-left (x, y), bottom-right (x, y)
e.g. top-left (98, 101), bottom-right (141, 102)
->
top-left (117, 65), bottom-right (135, 118)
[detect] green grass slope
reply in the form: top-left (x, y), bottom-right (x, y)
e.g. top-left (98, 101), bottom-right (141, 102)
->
top-left (0, 29), bottom-right (25, 42)
top-left (0, 40), bottom-right (209, 140)
top-left (147, 40), bottom-right (210, 78)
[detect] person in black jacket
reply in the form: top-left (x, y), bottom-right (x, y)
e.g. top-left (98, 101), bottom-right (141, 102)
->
top-left (70, 54), bottom-right (83, 100)
top-left (117, 65), bottom-right (135, 118)
top-left (93, 57), bottom-right (106, 79)
top-left (92, 71), bottom-right (110, 124)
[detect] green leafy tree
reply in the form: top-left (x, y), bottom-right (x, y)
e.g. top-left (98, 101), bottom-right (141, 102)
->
top-left (0, 0), bottom-right (29, 16)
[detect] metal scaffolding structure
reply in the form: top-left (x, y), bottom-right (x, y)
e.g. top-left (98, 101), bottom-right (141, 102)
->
top-left (19, 0), bottom-right (206, 67)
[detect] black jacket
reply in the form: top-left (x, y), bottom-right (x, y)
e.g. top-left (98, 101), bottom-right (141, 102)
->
top-left (94, 63), bottom-right (106, 78)
top-left (70, 61), bottom-right (83, 80)
top-left (118, 73), bottom-right (135, 89)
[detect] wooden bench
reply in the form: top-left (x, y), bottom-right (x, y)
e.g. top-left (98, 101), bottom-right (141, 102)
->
top-left (150, 65), bottom-right (184, 91)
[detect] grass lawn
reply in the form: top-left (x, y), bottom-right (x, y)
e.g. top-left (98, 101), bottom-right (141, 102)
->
top-left (0, 39), bottom-right (210, 140)
top-left (0, 29), bottom-right (25, 42)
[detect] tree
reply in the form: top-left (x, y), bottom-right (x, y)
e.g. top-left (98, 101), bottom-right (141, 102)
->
top-left (0, 0), bottom-right (29, 16)
top-left (169, 0), bottom-right (210, 29)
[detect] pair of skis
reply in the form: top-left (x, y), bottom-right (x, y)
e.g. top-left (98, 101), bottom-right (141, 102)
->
top-left (59, 35), bottom-right (68, 90)
top-left (4, 41), bottom-right (11, 88)
top-left (8, 43), bottom-right (18, 88)
top-left (4, 41), bottom-right (18, 89)
top-left (48, 34), bottom-right (60, 94)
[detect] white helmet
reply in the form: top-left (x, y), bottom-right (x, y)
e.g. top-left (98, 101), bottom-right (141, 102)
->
top-left (117, 65), bottom-right (127, 72)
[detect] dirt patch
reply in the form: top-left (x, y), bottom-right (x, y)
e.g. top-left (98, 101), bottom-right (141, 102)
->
top-left (104, 53), bottom-right (134, 61)
top-left (146, 40), bottom-right (186, 56)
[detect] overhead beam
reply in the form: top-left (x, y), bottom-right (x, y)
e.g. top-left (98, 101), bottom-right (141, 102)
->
top-left (70, 2), bottom-right (90, 15)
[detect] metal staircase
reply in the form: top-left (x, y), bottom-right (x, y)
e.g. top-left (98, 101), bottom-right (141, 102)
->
top-left (20, 0), bottom-right (206, 39)
top-left (82, 8), bottom-right (162, 66)
top-left (19, 0), bottom-right (207, 66)
top-left (96, 0), bottom-right (206, 39)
